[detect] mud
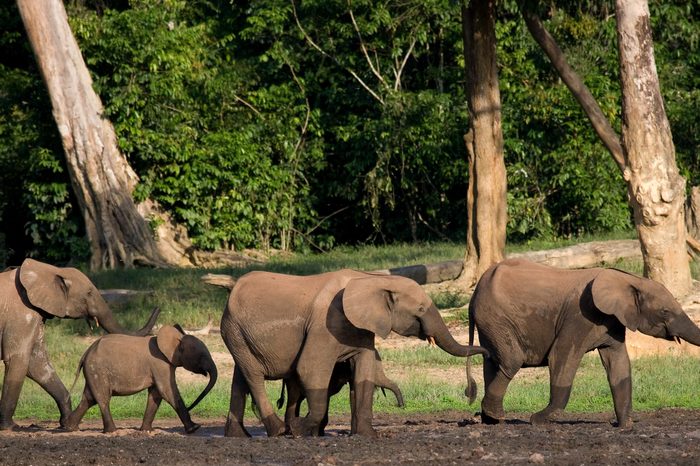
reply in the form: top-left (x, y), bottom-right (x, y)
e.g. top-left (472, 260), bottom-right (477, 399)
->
top-left (2, 409), bottom-right (699, 465)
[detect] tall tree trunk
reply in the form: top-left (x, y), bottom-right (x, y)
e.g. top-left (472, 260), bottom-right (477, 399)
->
top-left (458, 0), bottom-right (507, 286)
top-left (616, 0), bottom-right (691, 296)
top-left (16, 0), bottom-right (193, 269)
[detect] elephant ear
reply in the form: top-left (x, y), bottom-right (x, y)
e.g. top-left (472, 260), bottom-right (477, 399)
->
top-left (591, 269), bottom-right (640, 331)
top-left (342, 277), bottom-right (393, 338)
top-left (18, 258), bottom-right (71, 317)
top-left (156, 325), bottom-right (184, 365)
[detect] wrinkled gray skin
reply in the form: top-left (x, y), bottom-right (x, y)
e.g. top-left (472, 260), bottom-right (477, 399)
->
top-left (0, 258), bottom-right (160, 430)
top-left (221, 269), bottom-right (488, 438)
top-left (65, 325), bottom-right (217, 434)
top-left (466, 259), bottom-right (700, 428)
top-left (281, 350), bottom-right (404, 436)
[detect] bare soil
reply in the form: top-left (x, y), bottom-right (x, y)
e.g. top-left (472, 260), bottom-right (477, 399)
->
top-left (1, 409), bottom-right (699, 465)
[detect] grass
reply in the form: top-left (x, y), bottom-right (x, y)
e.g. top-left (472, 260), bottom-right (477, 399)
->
top-left (6, 233), bottom-right (700, 426)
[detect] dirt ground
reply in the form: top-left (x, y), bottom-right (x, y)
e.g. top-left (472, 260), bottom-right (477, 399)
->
top-left (1, 409), bottom-right (699, 465)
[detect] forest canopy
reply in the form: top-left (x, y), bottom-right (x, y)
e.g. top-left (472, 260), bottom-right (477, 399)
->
top-left (1, 0), bottom-right (698, 265)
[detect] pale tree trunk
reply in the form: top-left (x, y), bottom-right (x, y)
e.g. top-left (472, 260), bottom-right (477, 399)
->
top-left (458, 0), bottom-right (507, 287)
top-left (16, 0), bottom-right (194, 269)
top-left (616, 0), bottom-right (691, 296)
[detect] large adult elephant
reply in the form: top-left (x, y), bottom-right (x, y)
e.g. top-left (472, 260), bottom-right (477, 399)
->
top-left (0, 258), bottom-right (160, 430)
top-left (221, 269), bottom-right (488, 438)
top-left (466, 258), bottom-right (700, 428)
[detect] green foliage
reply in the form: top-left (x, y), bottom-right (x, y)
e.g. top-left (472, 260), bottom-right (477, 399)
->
top-left (0, 11), bottom-right (85, 265)
top-left (1, 0), bottom-right (699, 260)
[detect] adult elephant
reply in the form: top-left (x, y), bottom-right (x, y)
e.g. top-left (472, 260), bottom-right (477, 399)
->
top-left (0, 258), bottom-right (160, 430)
top-left (221, 269), bottom-right (488, 438)
top-left (466, 258), bottom-right (700, 428)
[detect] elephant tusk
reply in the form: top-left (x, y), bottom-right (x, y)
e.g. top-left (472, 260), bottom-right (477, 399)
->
top-left (675, 336), bottom-right (682, 344)
top-left (95, 317), bottom-right (100, 328)
top-left (427, 336), bottom-right (436, 347)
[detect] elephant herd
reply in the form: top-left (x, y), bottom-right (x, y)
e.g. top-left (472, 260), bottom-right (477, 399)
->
top-left (1, 257), bottom-right (699, 437)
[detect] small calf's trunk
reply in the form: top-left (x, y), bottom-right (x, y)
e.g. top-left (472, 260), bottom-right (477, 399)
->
top-left (187, 365), bottom-right (218, 411)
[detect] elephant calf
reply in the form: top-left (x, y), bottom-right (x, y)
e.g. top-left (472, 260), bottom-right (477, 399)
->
top-left (280, 350), bottom-right (404, 436)
top-left (65, 325), bottom-right (217, 434)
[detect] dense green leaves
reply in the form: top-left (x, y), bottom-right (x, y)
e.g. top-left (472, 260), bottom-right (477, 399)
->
top-left (0, 0), bottom-right (697, 264)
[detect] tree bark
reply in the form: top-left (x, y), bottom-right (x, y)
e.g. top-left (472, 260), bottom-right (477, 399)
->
top-left (459, 0), bottom-right (508, 287)
top-left (520, 1), bottom-right (626, 172)
top-left (616, 0), bottom-right (691, 296)
top-left (16, 0), bottom-right (193, 269)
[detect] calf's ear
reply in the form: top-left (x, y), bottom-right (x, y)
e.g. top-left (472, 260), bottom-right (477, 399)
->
top-left (156, 325), bottom-right (184, 365)
top-left (591, 269), bottom-right (640, 331)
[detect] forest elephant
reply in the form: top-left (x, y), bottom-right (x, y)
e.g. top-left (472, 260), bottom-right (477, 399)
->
top-left (65, 324), bottom-right (217, 434)
top-left (220, 269), bottom-right (488, 438)
top-left (279, 349), bottom-right (404, 436)
top-left (0, 258), bottom-right (160, 430)
top-left (466, 258), bottom-right (700, 428)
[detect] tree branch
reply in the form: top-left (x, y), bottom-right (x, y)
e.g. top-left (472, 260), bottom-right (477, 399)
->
top-left (520, 0), bottom-right (626, 173)
top-left (393, 38), bottom-right (416, 91)
top-left (348, 2), bottom-right (389, 90)
top-left (291, 0), bottom-right (385, 105)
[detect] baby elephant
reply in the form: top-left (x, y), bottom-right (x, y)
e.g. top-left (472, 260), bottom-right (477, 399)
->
top-left (65, 325), bottom-right (217, 434)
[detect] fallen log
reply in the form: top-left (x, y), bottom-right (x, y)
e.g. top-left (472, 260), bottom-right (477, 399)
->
top-left (200, 273), bottom-right (238, 290)
top-left (506, 239), bottom-right (642, 269)
top-left (198, 240), bottom-right (646, 287)
top-left (372, 239), bottom-right (643, 284)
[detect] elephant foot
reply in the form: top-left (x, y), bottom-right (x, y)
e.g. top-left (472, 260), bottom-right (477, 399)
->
top-left (480, 411), bottom-right (504, 425)
top-left (262, 414), bottom-right (286, 437)
top-left (613, 417), bottom-right (633, 429)
top-left (287, 417), bottom-right (304, 438)
top-left (353, 426), bottom-right (378, 438)
top-left (185, 422), bottom-right (201, 434)
top-left (61, 423), bottom-right (79, 432)
top-left (529, 410), bottom-right (555, 425)
top-left (224, 419), bottom-right (252, 438)
top-left (0, 420), bottom-right (18, 431)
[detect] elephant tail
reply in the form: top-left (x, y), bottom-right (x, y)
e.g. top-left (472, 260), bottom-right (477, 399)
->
top-left (464, 302), bottom-right (478, 405)
top-left (69, 339), bottom-right (99, 392)
top-left (276, 380), bottom-right (287, 410)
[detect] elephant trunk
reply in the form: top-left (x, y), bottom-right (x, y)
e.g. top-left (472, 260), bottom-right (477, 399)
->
top-left (387, 384), bottom-right (404, 408)
top-left (419, 305), bottom-right (489, 358)
top-left (187, 364), bottom-right (218, 411)
top-left (92, 300), bottom-right (160, 337)
top-left (667, 312), bottom-right (700, 347)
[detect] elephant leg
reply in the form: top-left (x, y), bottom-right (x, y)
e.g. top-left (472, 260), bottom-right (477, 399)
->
top-left (480, 357), bottom-right (517, 424)
top-left (530, 346), bottom-right (585, 425)
top-left (94, 393), bottom-right (117, 433)
top-left (27, 347), bottom-right (71, 428)
top-left (225, 366), bottom-right (252, 438)
top-left (64, 389), bottom-right (96, 431)
top-left (157, 374), bottom-right (200, 434)
top-left (0, 357), bottom-right (29, 430)
top-left (598, 344), bottom-right (632, 428)
top-left (246, 374), bottom-right (285, 437)
top-left (348, 350), bottom-right (377, 437)
top-left (296, 356), bottom-right (334, 437)
top-left (140, 387), bottom-right (163, 432)
top-left (283, 375), bottom-right (305, 436)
